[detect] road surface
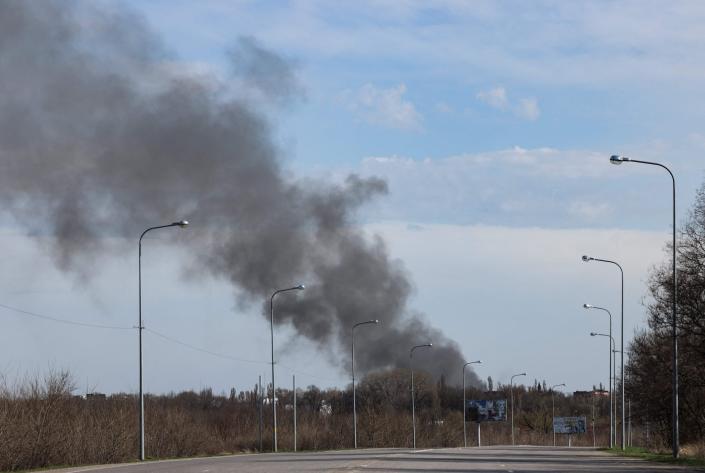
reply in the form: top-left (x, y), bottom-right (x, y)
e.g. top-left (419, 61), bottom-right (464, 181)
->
top-left (46, 446), bottom-right (702, 472)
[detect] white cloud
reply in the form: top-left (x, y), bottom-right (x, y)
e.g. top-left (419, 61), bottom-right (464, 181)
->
top-left (346, 146), bottom-right (672, 229)
top-left (435, 101), bottom-right (453, 113)
top-left (476, 86), bottom-right (540, 121)
top-left (476, 86), bottom-right (508, 109)
top-left (568, 201), bottom-right (612, 221)
top-left (516, 97), bottom-right (540, 121)
top-left (137, 2), bottom-right (705, 87)
top-left (341, 83), bottom-right (422, 131)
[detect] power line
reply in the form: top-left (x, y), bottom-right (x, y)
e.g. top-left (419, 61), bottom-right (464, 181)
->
top-left (0, 302), bottom-right (133, 330)
top-left (145, 328), bottom-right (269, 365)
top-left (0, 301), bottom-right (340, 382)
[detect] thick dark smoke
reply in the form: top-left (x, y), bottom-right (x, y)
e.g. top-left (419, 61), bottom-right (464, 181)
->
top-left (0, 1), bottom-right (479, 386)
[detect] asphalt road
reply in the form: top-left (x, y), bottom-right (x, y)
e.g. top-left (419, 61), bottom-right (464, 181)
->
top-left (47, 446), bottom-right (702, 472)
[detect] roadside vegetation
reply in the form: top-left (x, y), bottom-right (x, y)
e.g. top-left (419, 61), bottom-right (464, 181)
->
top-left (606, 446), bottom-right (705, 468)
top-left (623, 181), bottom-right (705, 464)
top-left (0, 369), bottom-right (612, 472)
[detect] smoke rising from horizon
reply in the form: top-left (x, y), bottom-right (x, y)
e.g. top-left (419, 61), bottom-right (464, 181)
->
top-left (0, 0), bottom-right (479, 387)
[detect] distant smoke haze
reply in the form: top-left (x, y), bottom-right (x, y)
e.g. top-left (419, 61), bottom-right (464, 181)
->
top-left (0, 0), bottom-right (479, 387)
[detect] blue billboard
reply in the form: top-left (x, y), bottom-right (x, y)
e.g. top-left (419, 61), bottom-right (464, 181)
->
top-left (466, 399), bottom-right (507, 422)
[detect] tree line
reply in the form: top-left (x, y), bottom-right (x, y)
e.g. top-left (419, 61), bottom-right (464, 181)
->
top-left (626, 179), bottom-right (705, 453)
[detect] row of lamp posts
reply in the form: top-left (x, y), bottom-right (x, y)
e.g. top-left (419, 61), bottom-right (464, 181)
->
top-left (137, 225), bottom-right (572, 455)
top-left (136, 155), bottom-right (680, 459)
top-left (584, 303), bottom-right (615, 448)
top-left (579, 154), bottom-right (678, 457)
top-left (138, 221), bottom-right (307, 458)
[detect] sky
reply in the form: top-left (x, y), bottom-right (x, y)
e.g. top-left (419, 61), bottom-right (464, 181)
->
top-left (2, 0), bottom-right (705, 396)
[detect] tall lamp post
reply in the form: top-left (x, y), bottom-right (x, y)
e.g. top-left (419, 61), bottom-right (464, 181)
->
top-left (609, 154), bottom-right (678, 458)
top-left (510, 372), bottom-right (526, 446)
top-left (584, 303), bottom-right (614, 447)
top-left (352, 319), bottom-right (379, 449)
top-left (591, 332), bottom-right (616, 447)
top-left (138, 220), bottom-right (188, 461)
top-left (551, 383), bottom-right (565, 447)
top-left (582, 254), bottom-right (624, 449)
top-left (270, 284), bottom-right (305, 453)
top-left (612, 347), bottom-right (621, 444)
top-left (410, 343), bottom-right (432, 449)
top-left (462, 360), bottom-right (482, 448)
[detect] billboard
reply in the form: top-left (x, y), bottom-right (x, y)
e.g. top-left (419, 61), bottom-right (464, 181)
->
top-left (466, 399), bottom-right (507, 422)
top-left (553, 416), bottom-right (587, 434)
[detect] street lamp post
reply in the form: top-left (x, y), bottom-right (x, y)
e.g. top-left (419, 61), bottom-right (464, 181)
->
top-left (410, 343), bottom-right (432, 449)
top-left (462, 360), bottom-right (482, 448)
top-left (582, 254), bottom-right (624, 449)
top-left (584, 303), bottom-right (614, 447)
top-left (551, 383), bottom-right (565, 447)
top-left (609, 154), bottom-right (678, 458)
top-left (591, 332), bottom-right (615, 447)
top-left (510, 372), bottom-right (526, 446)
top-left (352, 319), bottom-right (379, 449)
top-left (138, 220), bottom-right (188, 461)
top-left (270, 284), bottom-right (305, 453)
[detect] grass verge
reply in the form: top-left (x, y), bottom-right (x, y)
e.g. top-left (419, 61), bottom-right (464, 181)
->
top-left (604, 446), bottom-right (705, 469)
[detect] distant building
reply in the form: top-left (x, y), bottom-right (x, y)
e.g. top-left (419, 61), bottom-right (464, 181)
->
top-left (573, 389), bottom-right (608, 397)
top-left (262, 397), bottom-right (278, 406)
top-left (320, 400), bottom-right (332, 416)
top-left (86, 392), bottom-right (107, 401)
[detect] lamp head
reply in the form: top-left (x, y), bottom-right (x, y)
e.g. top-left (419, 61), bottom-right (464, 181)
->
top-left (582, 255), bottom-right (592, 262)
top-left (610, 155), bottom-right (629, 165)
top-left (173, 220), bottom-right (189, 228)
top-left (296, 284), bottom-right (305, 290)
top-left (374, 319), bottom-right (380, 324)
top-left (427, 343), bottom-right (433, 347)
top-left (590, 332), bottom-right (597, 336)
top-left (583, 303), bottom-right (592, 309)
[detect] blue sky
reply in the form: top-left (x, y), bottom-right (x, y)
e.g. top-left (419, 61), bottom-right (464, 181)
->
top-left (2, 0), bottom-right (705, 396)
top-left (122, 0), bottom-right (705, 227)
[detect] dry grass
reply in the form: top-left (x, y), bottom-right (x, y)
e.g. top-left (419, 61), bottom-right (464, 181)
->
top-left (0, 369), bottom-right (634, 472)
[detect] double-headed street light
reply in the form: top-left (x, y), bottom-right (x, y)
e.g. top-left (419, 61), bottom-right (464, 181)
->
top-left (610, 154), bottom-right (679, 458)
top-left (352, 319), bottom-right (379, 449)
top-left (582, 254), bottom-right (624, 449)
top-left (270, 284), bottom-right (305, 453)
top-left (138, 220), bottom-right (188, 461)
top-left (550, 383), bottom-right (566, 447)
top-left (584, 303), bottom-right (614, 447)
top-left (410, 343), bottom-right (432, 449)
top-left (462, 360), bottom-right (482, 448)
top-left (510, 372), bottom-right (526, 446)
top-left (591, 331), bottom-right (616, 447)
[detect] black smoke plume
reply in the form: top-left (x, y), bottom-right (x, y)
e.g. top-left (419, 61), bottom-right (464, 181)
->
top-left (0, 1), bottom-right (478, 386)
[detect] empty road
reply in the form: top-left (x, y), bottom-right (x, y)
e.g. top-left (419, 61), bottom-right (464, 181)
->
top-left (47, 446), bottom-right (702, 472)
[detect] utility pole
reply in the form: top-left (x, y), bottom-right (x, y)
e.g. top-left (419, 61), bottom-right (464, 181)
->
top-left (258, 375), bottom-right (263, 451)
top-left (293, 375), bottom-right (297, 452)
